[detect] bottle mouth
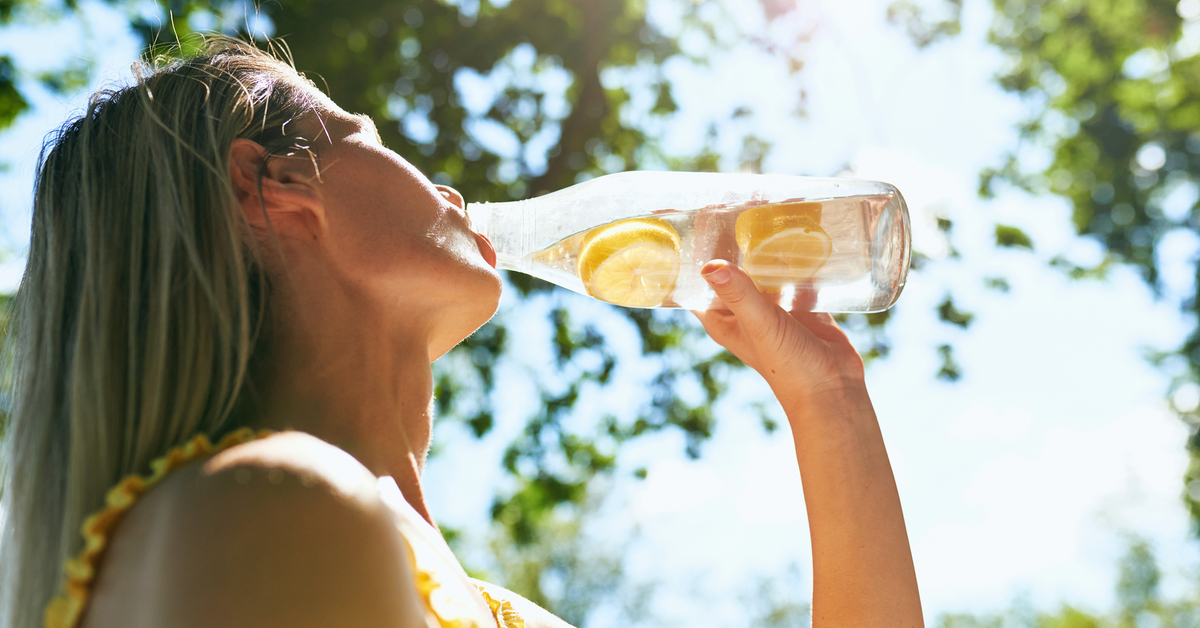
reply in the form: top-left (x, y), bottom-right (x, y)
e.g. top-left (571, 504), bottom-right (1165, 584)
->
top-left (464, 202), bottom-right (488, 237)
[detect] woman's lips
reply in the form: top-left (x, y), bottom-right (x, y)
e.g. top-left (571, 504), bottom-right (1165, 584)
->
top-left (473, 231), bottom-right (497, 268)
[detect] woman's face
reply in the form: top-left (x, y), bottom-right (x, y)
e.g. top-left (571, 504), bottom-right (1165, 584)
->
top-left (298, 101), bottom-right (502, 359)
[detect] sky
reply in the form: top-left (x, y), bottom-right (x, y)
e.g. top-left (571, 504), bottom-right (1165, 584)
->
top-left (1, 0), bottom-right (1198, 625)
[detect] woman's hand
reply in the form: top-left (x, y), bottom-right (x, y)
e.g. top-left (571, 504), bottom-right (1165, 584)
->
top-left (691, 259), bottom-right (865, 404)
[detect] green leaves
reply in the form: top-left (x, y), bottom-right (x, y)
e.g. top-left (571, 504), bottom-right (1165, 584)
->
top-left (887, 0), bottom-right (963, 49)
top-left (979, 0), bottom-right (1200, 534)
top-left (987, 0), bottom-right (1185, 284)
top-left (937, 297), bottom-right (974, 329)
top-left (995, 224), bottom-right (1034, 249)
top-left (0, 0), bottom-right (43, 133)
top-left (935, 344), bottom-right (962, 382)
top-left (1116, 537), bottom-right (1161, 624)
top-left (0, 57), bottom-right (26, 133)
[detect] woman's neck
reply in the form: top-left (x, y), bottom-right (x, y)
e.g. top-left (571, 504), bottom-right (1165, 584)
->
top-left (251, 287), bottom-right (440, 526)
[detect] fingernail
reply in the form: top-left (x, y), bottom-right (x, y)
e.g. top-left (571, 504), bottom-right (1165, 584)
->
top-left (703, 266), bottom-right (731, 285)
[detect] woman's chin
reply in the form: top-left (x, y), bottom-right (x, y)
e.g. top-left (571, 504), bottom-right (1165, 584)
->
top-left (428, 284), bottom-right (501, 362)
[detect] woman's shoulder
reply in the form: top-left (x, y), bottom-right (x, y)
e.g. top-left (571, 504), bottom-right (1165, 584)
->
top-left (150, 430), bottom-right (384, 532)
top-left (190, 430), bottom-right (379, 498)
top-left (83, 430), bottom-right (426, 628)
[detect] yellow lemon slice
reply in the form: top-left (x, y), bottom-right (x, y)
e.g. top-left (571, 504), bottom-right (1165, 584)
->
top-left (735, 201), bottom-right (824, 251)
top-left (737, 202), bottom-right (832, 290)
top-left (577, 217), bottom-right (681, 308)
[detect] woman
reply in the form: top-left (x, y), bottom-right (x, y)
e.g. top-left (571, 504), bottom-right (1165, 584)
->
top-left (0, 38), bottom-right (922, 628)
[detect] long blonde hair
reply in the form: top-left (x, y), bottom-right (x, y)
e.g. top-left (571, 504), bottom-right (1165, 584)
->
top-left (0, 37), bottom-right (324, 628)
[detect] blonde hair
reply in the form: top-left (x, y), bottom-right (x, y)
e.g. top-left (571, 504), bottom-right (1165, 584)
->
top-left (0, 37), bottom-right (324, 628)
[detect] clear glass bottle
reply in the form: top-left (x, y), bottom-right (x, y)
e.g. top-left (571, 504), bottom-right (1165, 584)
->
top-left (466, 171), bottom-right (910, 312)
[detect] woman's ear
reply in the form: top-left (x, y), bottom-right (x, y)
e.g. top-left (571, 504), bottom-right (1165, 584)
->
top-left (229, 138), bottom-right (326, 242)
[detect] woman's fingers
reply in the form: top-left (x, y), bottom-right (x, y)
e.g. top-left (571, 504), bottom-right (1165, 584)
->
top-left (700, 260), bottom-right (777, 333)
top-left (696, 261), bottom-right (866, 402)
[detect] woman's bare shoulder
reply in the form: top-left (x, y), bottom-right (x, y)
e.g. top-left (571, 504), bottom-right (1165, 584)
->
top-left (83, 431), bottom-right (424, 628)
top-left (199, 430), bottom-right (379, 497)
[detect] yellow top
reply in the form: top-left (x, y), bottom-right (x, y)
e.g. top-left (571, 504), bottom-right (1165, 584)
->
top-left (43, 428), bottom-right (523, 628)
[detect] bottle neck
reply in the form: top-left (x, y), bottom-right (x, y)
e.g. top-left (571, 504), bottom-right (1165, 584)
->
top-left (465, 199), bottom-right (531, 273)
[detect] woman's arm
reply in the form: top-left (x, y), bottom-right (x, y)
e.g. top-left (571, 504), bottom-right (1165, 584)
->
top-left (693, 260), bottom-right (923, 628)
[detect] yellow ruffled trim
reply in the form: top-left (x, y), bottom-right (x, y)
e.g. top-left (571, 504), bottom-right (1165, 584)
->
top-left (43, 427), bottom-right (275, 628)
top-left (409, 553), bottom-right (525, 628)
top-left (477, 587), bottom-right (526, 628)
top-left (415, 566), bottom-right (472, 628)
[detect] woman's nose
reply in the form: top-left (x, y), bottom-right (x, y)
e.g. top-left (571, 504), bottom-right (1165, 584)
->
top-left (436, 185), bottom-right (465, 209)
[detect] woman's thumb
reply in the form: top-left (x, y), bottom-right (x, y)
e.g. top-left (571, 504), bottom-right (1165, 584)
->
top-left (701, 259), bottom-right (774, 326)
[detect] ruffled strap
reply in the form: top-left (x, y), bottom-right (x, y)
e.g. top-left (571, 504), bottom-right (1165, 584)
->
top-left (44, 427), bottom-right (275, 628)
top-left (406, 546), bottom-right (524, 628)
top-left (477, 586), bottom-right (526, 628)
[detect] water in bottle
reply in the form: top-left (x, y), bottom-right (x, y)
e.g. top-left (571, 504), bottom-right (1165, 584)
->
top-left (465, 171), bottom-right (910, 312)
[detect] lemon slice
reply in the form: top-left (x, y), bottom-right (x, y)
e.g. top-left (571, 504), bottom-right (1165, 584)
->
top-left (735, 201), bottom-right (824, 251)
top-left (736, 202), bottom-right (831, 290)
top-left (577, 217), bottom-right (681, 307)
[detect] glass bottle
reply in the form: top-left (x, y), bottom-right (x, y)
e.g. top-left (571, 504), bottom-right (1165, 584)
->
top-left (466, 171), bottom-right (910, 312)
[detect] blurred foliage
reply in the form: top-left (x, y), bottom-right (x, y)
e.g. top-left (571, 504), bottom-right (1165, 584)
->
top-left (897, 0), bottom-right (1200, 533)
top-left (0, 0), bottom-right (34, 132)
top-left (934, 537), bottom-right (1200, 628)
top-left (739, 563), bottom-right (812, 628)
top-left (888, 0), bottom-right (964, 48)
top-left (0, 56), bottom-right (27, 132)
top-left (936, 343), bottom-right (963, 381)
top-left (937, 296), bottom-right (975, 328)
top-left (995, 224), bottom-right (1034, 249)
top-left (480, 489), bottom-right (656, 626)
top-left (473, 485), bottom-right (813, 626)
top-left (970, 0), bottom-right (1200, 534)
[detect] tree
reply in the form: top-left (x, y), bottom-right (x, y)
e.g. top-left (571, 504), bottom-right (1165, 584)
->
top-left (887, 0), bottom-right (1200, 530)
top-left (962, 0), bottom-right (1200, 530)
